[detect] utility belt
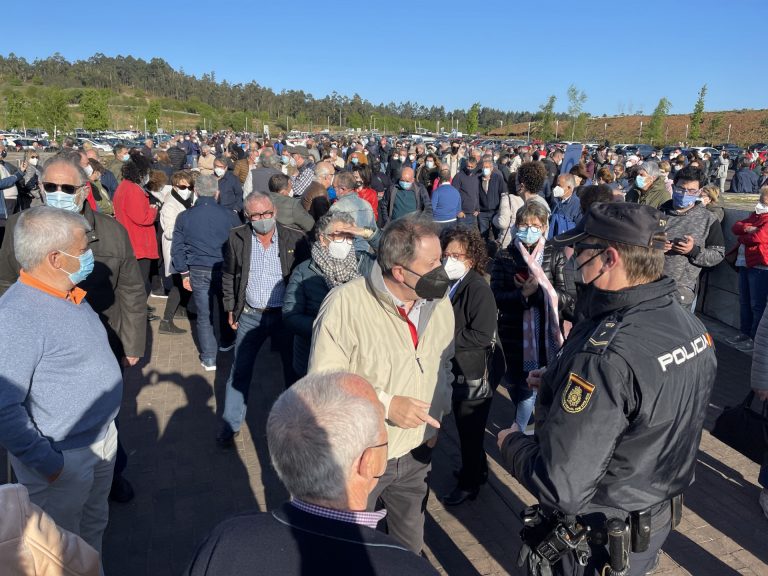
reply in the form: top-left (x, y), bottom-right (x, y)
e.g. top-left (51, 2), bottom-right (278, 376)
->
top-left (518, 495), bottom-right (683, 576)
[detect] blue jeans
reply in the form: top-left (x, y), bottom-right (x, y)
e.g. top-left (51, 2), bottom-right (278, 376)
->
top-left (738, 267), bottom-right (768, 339)
top-left (477, 211), bottom-right (498, 242)
top-left (457, 213), bottom-right (478, 230)
top-left (189, 267), bottom-right (229, 365)
top-left (221, 307), bottom-right (286, 433)
top-left (514, 387), bottom-right (537, 431)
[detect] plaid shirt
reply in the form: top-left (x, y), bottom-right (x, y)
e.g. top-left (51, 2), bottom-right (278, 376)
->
top-left (245, 226), bottom-right (285, 308)
top-left (291, 498), bottom-right (387, 530)
top-left (291, 161), bottom-right (315, 198)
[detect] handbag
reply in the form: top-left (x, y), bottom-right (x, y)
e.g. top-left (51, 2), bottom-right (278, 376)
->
top-left (454, 331), bottom-right (506, 402)
top-left (711, 391), bottom-right (768, 464)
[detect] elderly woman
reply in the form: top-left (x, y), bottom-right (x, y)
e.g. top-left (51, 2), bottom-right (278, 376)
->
top-left (699, 183), bottom-right (725, 223)
top-left (113, 151), bottom-right (158, 297)
top-left (491, 201), bottom-right (572, 432)
top-left (440, 226), bottom-right (501, 506)
top-left (727, 186), bottom-right (768, 350)
top-left (283, 211), bottom-right (380, 378)
top-left (20, 149), bottom-right (43, 209)
top-left (159, 170), bottom-right (196, 334)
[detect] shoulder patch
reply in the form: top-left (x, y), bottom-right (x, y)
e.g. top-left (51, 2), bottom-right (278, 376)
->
top-left (584, 318), bottom-right (622, 354)
top-left (561, 373), bottom-right (595, 414)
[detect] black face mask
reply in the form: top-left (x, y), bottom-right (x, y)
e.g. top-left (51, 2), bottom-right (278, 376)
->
top-left (570, 250), bottom-right (606, 318)
top-left (403, 265), bottom-right (451, 300)
top-left (451, 147), bottom-right (459, 153)
top-left (0, 150), bottom-right (6, 159)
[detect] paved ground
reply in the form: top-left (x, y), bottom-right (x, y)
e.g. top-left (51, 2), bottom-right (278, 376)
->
top-left (3, 300), bottom-right (768, 575)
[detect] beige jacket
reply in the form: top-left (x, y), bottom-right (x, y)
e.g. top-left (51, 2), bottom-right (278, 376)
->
top-left (0, 484), bottom-right (99, 576)
top-left (309, 263), bottom-right (454, 460)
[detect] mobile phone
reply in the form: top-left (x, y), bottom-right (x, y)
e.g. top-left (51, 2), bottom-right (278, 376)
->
top-left (516, 266), bottom-right (530, 281)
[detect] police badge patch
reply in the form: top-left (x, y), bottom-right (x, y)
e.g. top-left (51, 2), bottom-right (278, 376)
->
top-left (561, 373), bottom-right (595, 414)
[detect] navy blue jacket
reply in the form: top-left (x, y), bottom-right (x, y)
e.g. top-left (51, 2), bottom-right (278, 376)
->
top-left (478, 171), bottom-right (505, 212)
top-left (217, 171), bottom-right (244, 213)
top-left (730, 168), bottom-right (760, 193)
top-left (548, 194), bottom-right (582, 239)
top-left (171, 197), bottom-right (240, 272)
top-left (451, 167), bottom-right (480, 213)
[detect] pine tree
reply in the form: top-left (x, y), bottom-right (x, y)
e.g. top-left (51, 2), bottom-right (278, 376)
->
top-left (689, 85), bottom-right (707, 141)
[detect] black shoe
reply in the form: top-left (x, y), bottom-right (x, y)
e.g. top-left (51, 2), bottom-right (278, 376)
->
top-left (453, 469), bottom-right (488, 484)
top-left (216, 428), bottom-right (240, 448)
top-left (159, 320), bottom-right (187, 335)
top-left (175, 307), bottom-right (188, 319)
top-left (443, 486), bottom-right (479, 506)
top-left (109, 475), bottom-right (135, 503)
top-left (147, 313), bottom-right (160, 322)
top-left (147, 305), bottom-right (156, 314)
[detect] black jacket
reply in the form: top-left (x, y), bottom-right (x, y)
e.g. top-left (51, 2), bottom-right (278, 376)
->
top-left (501, 277), bottom-right (717, 516)
top-left (381, 182), bottom-right (431, 226)
top-left (0, 204), bottom-right (147, 359)
top-left (450, 269), bottom-right (498, 381)
top-left (184, 504), bottom-right (439, 576)
top-left (451, 167), bottom-right (480, 213)
top-left (167, 146), bottom-right (186, 170)
top-left (491, 242), bottom-right (573, 380)
top-left (478, 171), bottom-right (505, 212)
top-left (222, 222), bottom-right (309, 321)
top-left (217, 171), bottom-right (244, 214)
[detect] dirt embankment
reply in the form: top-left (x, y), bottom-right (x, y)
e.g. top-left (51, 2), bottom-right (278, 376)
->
top-left (489, 110), bottom-right (768, 147)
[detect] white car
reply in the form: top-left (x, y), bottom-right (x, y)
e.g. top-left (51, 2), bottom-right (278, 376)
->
top-left (77, 138), bottom-right (113, 153)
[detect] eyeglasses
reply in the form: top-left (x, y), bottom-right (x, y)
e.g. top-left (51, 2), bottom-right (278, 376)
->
top-left (325, 233), bottom-right (353, 244)
top-left (42, 182), bottom-right (85, 195)
top-left (246, 211), bottom-right (274, 221)
top-left (673, 185), bottom-right (700, 195)
top-left (443, 252), bottom-right (468, 260)
top-left (516, 225), bottom-right (542, 233)
top-left (367, 442), bottom-right (389, 479)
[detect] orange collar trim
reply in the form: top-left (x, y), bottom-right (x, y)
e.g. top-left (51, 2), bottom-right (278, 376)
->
top-left (19, 270), bottom-right (87, 304)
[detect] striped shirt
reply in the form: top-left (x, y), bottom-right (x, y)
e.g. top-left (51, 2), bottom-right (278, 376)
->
top-left (291, 498), bottom-right (387, 530)
top-left (245, 226), bottom-right (285, 308)
top-left (291, 162), bottom-right (315, 198)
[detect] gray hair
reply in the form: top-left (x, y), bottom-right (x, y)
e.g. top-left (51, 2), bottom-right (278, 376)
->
top-left (15, 206), bottom-right (91, 271)
top-left (558, 173), bottom-right (577, 188)
top-left (43, 150), bottom-right (88, 186)
top-left (378, 213), bottom-right (438, 274)
top-left (267, 372), bottom-right (380, 502)
top-left (261, 152), bottom-right (280, 170)
top-left (313, 162), bottom-right (334, 182)
top-left (244, 191), bottom-right (274, 210)
top-left (315, 211), bottom-right (355, 236)
top-left (515, 200), bottom-right (550, 228)
top-left (195, 174), bottom-right (218, 197)
top-left (639, 161), bottom-right (661, 179)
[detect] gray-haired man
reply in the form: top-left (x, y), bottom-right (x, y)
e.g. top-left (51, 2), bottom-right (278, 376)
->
top-left (185, 372), bottom-right (439, 576)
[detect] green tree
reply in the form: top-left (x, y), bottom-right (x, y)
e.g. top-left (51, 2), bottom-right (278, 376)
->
top-left (5, 91), bottom-right (28, 128)
top-left (536, 95), bottom-right (557, 142)
top-left (466, 102), bottom-right (481, 135)
top-left (38, 87), bottom-right (71, 138)
top-left (567, 85), bottom-right (587, 140)
top-left (707, 113), bottom-right (724, 142)
top-left (79, 89), bottom-right (110, 131)
top-left (573, 112), bottom-right (589, 141)
top-left (145, 101), bottom-right (162, 129)
top-left (646, 97), bottom-right (671, 144)
top-left (689, 84), bottom-right (707, 141)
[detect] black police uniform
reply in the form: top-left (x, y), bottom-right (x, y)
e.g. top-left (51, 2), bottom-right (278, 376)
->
top-left (501, 275), bottom-right (717, 575)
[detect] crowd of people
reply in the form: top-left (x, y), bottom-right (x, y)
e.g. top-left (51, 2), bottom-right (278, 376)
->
top-left (0, 128), bottom-right (766, 576)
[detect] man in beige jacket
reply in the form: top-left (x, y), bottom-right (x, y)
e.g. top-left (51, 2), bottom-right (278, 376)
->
top-left (308, 214), bottom-right (455, 555)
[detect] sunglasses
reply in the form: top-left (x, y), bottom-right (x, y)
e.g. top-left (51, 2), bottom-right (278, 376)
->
top-left (42, 182), bottom-right (84, 195)
top-left (176, 185), bottom-right (194, 190)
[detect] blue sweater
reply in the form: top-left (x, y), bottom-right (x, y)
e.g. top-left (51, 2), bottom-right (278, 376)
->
top-left (172, 197), bottom-right (241, 272)
top-left (431, 184), bottom-right (462, 222)
top-left (0, 282), bottom-right (123, 476)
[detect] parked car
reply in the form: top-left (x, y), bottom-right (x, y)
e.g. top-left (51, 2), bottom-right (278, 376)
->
top-left (77, 138), bottom-right (113, 153)
top-left (690, 146), bottom-right (719, 158)
top-left (714, 143), bottom-right (743, 157)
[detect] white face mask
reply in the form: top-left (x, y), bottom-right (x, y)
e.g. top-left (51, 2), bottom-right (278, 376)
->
top-left (409, 154), bottom-right (415, 161)
top-left (176, 187), bottom-right (192, 200)
top-left (426, 161), bottom-right (435, 169)
top-left (553, 185), bottom-right (565, 198)
top-left (83, 164), bottom-right (94, 177)
top-left (29, 158), bottom-right (38, 166)
top-left (328, 239), bottom-right (353, 260)
top-left (214, 167), bottom-right (226, 177)
top-left (443, 257), bottom-right (467, 281)
top-left (755, 202), bottom-right (768, 215)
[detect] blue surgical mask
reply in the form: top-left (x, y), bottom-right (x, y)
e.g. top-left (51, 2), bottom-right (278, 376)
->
top-left (672, 189), bottom-right (698, 209)
top-left (635, 175), bottom-right (646, 189)
top-left (59, 249), bottom-right (95, 285)
top-left (121, 154), bottom-right (130, 162)
top-left (350, 157), bottom-right (359, 165)
top-left (399, 180), bottom-right (412, 190)
top-left (327, 187), bottom-right (337, 201)
top-left (482, 167), bottom-right (491, 177)
top-left (516, 227), bottom-right (542, 245)
top-left (45, 191), bottom-right (81, 212)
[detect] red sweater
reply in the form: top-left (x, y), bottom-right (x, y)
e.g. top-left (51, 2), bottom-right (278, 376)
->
top-left (358, 187), bottom-right (379, 221)
top-left (732, 212), bottom-right (768, 268)
top-left (113, 180), bottom-right (159, 259)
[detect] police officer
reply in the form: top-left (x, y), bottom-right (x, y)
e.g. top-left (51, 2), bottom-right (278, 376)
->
top-left (497, 203), bottom-right (717, 575)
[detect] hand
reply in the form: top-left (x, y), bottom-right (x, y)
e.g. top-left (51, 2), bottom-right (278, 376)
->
top-left (228, 311), bottom-right (239, 331)
top-left (122, 356), bottom-right (140, 367)
top-left (527, 367), bottom-right (546, 390)
top-left (20, 160), bottom-right (27, 171)
top-left (671, 235), bottom-right (695, 255)
top-left (744, 225), bottom-right (758, 233)
top-left (335, 222), bottom-right (367, 238)
top-left (664, 240), bottom-right (674, 253)
top-left (182, 276), bottom-right (192, 291)
top-left (753, 388), bottom-right (768, 402)
top-left (497, 423), bottom-right (521, 450)
top-left (457, 211), bottom-right (466, 219)
top-left (388, 395), bottom-right (441, 429)
top-left (425, 435), bottom-right (438, 448)
top-left (472, 210), bottom-right (479, 216)
top-left (521, 275), bottom-right (539, 298)
top-left (47, 468), bottom-right (62, 484)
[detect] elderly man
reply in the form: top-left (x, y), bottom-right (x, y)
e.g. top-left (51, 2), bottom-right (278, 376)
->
top-left (141, 138), bottom-right (154, 162)
top-left (451, 157), bottom-right (480, 229)
top-left (477, 157), bottom-right (505, 242)
top-left (172, 174), bottom-right (241, 371)
top-left (0, 152), bottom-right (146, 502)
top-left (214, 157), bottom-right (244, 216)
top-left (217, 192), bottom-right (309, 447)
top-left (381, 166), bottom-right (432, 226)
top-left (198, 144), bottom-right (216, 176)
top-left (548, 173), bottom-right (582, 239)
top-left (244, 152), bottom-right (281, 196)
top-left (185, 372), bottom-right (439, 575)
top-left (626, 161), bottom-right (669, 208)
top-left (300, 161), bottom-right (332, 220)
top-left (0, 143), bottom-right (23, 219)
top-left (268, 173), bottom-right (314, 232)
top-left (288, 146), bottom-right (316, 198)
top-left (0, 206), bottom-right (123, 557)
top-left (309, 215), bottom-right (454, 554)
top-left (328, 171), bottom-right (378, 252)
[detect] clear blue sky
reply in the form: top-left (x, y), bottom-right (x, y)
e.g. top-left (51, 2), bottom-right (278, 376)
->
top-left (3, 1), bottom-right (767, 116)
